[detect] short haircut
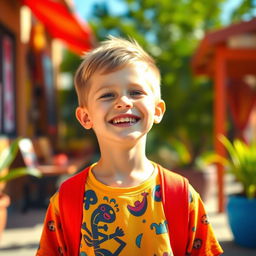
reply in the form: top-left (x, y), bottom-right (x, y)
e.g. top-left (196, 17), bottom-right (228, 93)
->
top-left (74, 36), bottom-right (161, 107)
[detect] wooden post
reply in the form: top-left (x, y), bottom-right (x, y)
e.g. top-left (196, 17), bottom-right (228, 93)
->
top-left (214, 46), bottom-right (227, 213)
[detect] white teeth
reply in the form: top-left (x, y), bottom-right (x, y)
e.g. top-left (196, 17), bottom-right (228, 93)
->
top-left (112, 117), bottom-right (137, 124)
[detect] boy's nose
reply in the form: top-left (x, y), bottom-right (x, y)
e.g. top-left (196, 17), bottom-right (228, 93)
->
top-left (115, 96), bottom-right (132, 109)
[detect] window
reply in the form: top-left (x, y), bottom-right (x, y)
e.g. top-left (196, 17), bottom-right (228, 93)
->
top-left (0, 24), bottom-right (16, 136)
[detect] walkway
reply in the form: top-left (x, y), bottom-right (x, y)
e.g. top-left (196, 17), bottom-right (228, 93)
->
top-left (0, 174), bottom-right (256, 255)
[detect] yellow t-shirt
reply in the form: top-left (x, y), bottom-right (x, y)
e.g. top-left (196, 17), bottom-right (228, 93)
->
top-left (80, 165), bottom-right (172, 255)
top-left (36, 163), bottom-right (223, 256)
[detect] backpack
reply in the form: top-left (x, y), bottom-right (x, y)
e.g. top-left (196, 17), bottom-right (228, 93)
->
top-left (59, 164), bottom-right (189, 256)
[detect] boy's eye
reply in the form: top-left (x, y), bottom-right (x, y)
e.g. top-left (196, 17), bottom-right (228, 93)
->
top-left (130, 90), bottom-right (143, 96)
top-left (99, 93), bottom-right (115, 99)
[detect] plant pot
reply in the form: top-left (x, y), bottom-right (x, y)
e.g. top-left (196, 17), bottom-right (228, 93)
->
top-left (173, 167), bottom-right (215, 202)
top-left (227, 195), bottom-right (256, 248)
top-left (0, 193), bottom-right (10, 239)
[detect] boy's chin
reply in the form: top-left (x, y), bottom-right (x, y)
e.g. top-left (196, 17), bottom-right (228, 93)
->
top-left (108, 132), bottom-right (147, 145)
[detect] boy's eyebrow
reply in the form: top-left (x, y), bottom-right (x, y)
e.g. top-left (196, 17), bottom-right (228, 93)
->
top-left (94, 82), bottom-right (143, 93)
top-left (94, 84), bottom-right (115, 94)
top-left (129, 83), bottom-right (146, 89)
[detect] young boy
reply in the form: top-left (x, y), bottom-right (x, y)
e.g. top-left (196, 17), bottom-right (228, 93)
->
top-left (36, 36), bottom-right (223, 256)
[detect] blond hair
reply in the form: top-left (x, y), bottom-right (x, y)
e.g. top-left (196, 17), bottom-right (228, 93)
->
top-left (74, 36), bottom-right (161, 107)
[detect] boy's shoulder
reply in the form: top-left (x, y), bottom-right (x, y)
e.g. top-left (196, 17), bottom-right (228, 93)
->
top-left (62, 166), bottom-right (90, 186)
top-left (48, 166), bottom-right (91, 215)
top-left (154, 162), bottom-right (189, 183)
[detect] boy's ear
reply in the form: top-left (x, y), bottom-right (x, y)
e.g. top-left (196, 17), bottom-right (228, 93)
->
top-left (154, 99), bottom-right (166, 124)
top-left (75, 107), bottom-right (93, 129)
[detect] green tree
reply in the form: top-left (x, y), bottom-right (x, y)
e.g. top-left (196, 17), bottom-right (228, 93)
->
top-left (230, 0), bottom-right (256, 23)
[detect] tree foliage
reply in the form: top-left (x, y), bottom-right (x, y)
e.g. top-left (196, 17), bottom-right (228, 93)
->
top-left (230, 0), bottom-right (256, 22)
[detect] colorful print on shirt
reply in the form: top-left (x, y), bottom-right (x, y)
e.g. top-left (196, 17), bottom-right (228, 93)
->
top-left (79, 168), bottom-right (173, 256)
top-left (36, 164), bottom-right (223, 256)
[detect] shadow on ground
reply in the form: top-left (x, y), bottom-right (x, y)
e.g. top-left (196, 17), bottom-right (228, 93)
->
top-left (6, 209), bottom-right (46, 229)
top-left (220, 240), bottom-right (256, 255)
top-left (0, 243), bottom-right (38, 252)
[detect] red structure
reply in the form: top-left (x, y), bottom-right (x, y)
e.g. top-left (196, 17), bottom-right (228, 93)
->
top-left (21, 0), bottom-right (94, 55)
top-left (192, 18), bottom-right (256, 212)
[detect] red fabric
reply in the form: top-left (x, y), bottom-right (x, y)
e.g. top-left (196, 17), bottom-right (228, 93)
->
top-left (59, 167), bottom-right (90, 255)
top-left (58, 165), bottom-right (189, 255)
top-left (159, 165), bottom-right (189, 256)
top-left (227, 79), bottom-right (256, 140)
top-left (21, 0), bottom-right (94, 55)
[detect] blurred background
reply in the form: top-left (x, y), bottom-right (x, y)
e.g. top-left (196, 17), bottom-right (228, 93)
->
top-left (0, 0), bottom-right (256, 255)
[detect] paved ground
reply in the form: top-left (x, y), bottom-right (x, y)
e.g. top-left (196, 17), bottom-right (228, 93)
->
top-left (0, 174), bottom-right (256, 256)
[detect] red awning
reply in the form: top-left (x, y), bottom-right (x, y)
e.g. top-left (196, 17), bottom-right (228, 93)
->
top-left (21, 0), bottom-right (94, 55)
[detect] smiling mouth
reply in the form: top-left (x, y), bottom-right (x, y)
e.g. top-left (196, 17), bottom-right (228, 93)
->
top-left (109, 116), bottom-right (140, 126)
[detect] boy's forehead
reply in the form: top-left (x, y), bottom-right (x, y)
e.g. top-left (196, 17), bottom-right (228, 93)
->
top-left (94, 62), bottom-right (157, 84)
top-left (90, 63), bottom-right (158, 90)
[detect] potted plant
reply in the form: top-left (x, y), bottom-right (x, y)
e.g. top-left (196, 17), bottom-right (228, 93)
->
top-left (0, 138), bottom-right (41, 239)
top-left (206, 135), bottom-right (256, 248)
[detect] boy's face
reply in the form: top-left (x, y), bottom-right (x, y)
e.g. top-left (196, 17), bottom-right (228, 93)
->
top-left (76, 63), bottom-right (165, 146)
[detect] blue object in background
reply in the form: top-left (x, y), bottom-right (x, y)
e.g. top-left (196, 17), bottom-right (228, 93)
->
top-left (227, 195), bottom-right (256, 248)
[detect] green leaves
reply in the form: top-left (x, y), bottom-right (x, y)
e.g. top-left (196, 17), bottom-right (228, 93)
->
top-left (168, 139), bottom-right (192, 167)
top-left (0, 138), bottom-right (42, 184)
top-left (198, 135), bottom-right (256, 199)
top-left (0, 167), bottom-right (41, 183)
top-left (230, 0), bottom-right (256, 23)
top-left (218, 135), bottom-right (256, 199)
top-left (0, 138), bottom-right (20, 172)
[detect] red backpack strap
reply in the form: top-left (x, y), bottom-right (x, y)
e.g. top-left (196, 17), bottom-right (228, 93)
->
top-left (158, 164), bottom-right (189, 256)
top-left (59, 166), bottom-right (90, 255)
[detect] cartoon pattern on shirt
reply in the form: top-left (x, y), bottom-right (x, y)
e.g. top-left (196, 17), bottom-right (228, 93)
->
top-left (84, 189), bottom-right (98, 210)
top-left (47, 220), bottom-right (56, 232)
top-left (189, 214), bottom-right (209, 252)
top-left (201, 214), bottom-right (209, 225)
top-left (151, 186), bottom-right (168, 235)
top-left (127, 192), bottom-right (148, 216)
top-left (153, 184), bottom-right (162, 202)
top-left (152, 185), bottom-right (172, 256)
top-left (193, 238), bottom-right (203, 249)
top-left (82, 192), bottom-right (126, 256)
top-left (187, 191), bottom-right (212, 255)
top-left (81, 185), bottom-right (173, 255)
top-left (150, 220), bottom-right (168, 235)
top-left (135, 233), bottom-right (143, 248)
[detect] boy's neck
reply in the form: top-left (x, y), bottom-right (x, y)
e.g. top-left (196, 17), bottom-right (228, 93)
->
top-left (92, 139), bottom-right (154, 187)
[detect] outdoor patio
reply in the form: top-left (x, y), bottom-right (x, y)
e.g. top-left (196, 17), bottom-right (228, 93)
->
top-left (0, 173), bottom-right (256, 256)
